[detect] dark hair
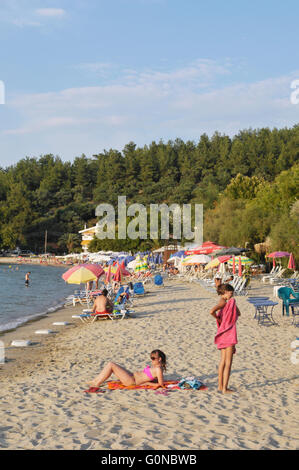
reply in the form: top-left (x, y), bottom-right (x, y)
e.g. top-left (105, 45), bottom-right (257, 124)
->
top-left (216, 283), bottom-right (226, 295)
top-left (151, 349), bottom-right (167, 372)
top-left (223, 283), bottom-right (234, 292)
top-left (102, 288), bottom-right (108, 296)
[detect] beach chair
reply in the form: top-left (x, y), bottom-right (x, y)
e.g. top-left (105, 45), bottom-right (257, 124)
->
top-left (154, 274), bottom-right (164, 287)
top-left (267, 269), bottom-right (287, 285)
top-left (277, 287), bottom-right (299, 316)
top-left (262, 266), bottom-right (281, 283)
top-left (234, 279), bottom-right (248, 296)
top-left (132, 282), bottom-right (145, 296)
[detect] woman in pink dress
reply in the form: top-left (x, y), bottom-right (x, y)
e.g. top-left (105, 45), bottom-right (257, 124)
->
top-left (210, 284), bottom-right (241, 394)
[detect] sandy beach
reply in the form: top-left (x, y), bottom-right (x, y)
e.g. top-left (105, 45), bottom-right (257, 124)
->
top-left (0, 278), bottom-right (298, 450)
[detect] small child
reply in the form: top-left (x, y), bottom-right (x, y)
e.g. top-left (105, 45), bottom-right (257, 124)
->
top-left (210, 284), bottom-right (241, 394)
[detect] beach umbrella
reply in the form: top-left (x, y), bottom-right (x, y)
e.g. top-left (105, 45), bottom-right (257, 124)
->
top-left (267, 251), bottom-right (290, 258)
top-left (127, 259), bottom-right (138, 270)
top-left (104, 265), bottom-right (117, 273)
top-left (105, 265), bottom-right (112, 283)
top-left (214, 246), bottom-right (246, 256)
top-left (113, 263), bottom-right (122, 283)
top-left (288, 253), bottom-right (296, 270)
top-left (134, 258), bottom-right (148, 272)
top-left (228, 256), bottom-right (254, 266)
top-left (62, 264), bottom-right (104, 284)
top-left (185, 241), bottom-right (224, 255)
top-left (205, 255), bottom-right (232, 270)
top-left (182, 254), bottom-right (212, 265)
top-left (273, 257), bottom-right (276, 268)
top-left (120, 260), bottom-right (131, 276)
top-left (232, 256), bottom-right (236, 275)
top-left (238, 256), bottom-right (242, 277)
top-left (218, 261), bottom-right (227, 275)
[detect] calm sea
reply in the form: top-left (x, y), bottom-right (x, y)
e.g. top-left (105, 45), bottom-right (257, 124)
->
top-left (0, 263), bottom-right (75, 333)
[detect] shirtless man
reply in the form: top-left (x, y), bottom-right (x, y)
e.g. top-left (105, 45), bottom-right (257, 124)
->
top-left (25, 272), bottom-right (31, 286)
top-left (92, 289), bottom-right (113, 314)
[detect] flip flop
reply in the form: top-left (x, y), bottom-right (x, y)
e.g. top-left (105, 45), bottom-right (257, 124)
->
top-left (84, 387), bottom-right (105, 394)
top-left (155, 389), bottom-right (169, 396)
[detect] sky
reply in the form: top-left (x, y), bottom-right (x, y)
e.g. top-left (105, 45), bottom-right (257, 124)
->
top-left (0, 0), bottom-right (299, 166)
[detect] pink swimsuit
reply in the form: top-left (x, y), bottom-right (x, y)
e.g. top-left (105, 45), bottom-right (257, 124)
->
top-left (143, 365), bottom-right (154, 380)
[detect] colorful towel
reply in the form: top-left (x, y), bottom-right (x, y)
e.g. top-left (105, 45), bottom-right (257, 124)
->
top-left (215, 297), bottom-right (238, 349)
top-left (107, 380), bottom-right (208, 391)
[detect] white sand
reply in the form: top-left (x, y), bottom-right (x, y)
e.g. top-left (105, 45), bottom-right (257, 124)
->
top-left (0, 279), bottom-right (298, 450)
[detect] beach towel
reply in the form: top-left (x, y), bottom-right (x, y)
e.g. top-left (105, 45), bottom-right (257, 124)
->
top-left (215, 297), bottom-right (238, 350)
top-left (106, 380), bottom-right (208, 391)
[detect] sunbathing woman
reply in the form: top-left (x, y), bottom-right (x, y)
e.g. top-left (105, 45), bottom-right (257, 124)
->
top-left (86, 349), bottom-right (166, 391)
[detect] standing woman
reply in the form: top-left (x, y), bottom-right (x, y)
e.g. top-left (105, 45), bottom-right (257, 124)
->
top-left (210, 284), bottom-right (240, 394)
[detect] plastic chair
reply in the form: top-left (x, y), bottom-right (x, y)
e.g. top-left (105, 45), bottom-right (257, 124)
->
top-left (277, 287), bottom-right (299, 316)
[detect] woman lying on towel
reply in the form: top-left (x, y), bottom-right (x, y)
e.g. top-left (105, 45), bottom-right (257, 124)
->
top-left (86, 350), bottom-right (167, 390)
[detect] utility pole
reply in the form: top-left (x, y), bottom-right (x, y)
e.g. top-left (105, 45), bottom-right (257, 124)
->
top-left (44, 230), bottom-right (47, 255)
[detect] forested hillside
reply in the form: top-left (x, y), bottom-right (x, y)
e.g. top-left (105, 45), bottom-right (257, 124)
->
top-left (0, 125), bottom-right (298, 258)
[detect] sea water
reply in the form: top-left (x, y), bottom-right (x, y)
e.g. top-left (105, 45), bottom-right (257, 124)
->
top-left (0, 263), bottom-right (76, 333)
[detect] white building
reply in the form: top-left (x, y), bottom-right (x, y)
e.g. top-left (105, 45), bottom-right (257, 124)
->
top-left (78, 225), bottom-right (97, 253)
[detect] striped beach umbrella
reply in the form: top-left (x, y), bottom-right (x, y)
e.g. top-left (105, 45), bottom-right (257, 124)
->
top-left (134, 258), bottom-right (148, 272)
top-left (62, 264), bottom-right (104, 284)
top-left (227, 256), bottom-right (254, 266)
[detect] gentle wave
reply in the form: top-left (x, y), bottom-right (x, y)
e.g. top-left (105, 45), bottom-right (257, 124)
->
top-left (0, 264), bottom-right (75, 334)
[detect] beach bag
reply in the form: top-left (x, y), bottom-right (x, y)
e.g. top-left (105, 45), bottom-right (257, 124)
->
top-left (177, 376), bottom-right (203, 390)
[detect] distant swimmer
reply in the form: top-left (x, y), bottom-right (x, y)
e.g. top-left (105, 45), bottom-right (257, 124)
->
top-left (25, 272), bottom-right (31, 286)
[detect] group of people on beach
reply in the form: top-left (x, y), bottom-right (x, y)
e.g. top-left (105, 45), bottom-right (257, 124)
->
top-left (87, 280), bottom-right (240, 395)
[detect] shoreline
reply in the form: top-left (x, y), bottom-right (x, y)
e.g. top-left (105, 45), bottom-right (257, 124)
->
top-left (0, 262), bottom-right (74, 335)
top-left (0, 257), bottom-right (74, 267)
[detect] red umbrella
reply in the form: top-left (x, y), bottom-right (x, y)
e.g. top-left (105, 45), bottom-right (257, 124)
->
top-left (288, 253), bottom-right (296, 270)
top-left (120, 260), bottom-right (131, 276)
top-left (273, 257), bottom-right (276, 268)
top-left (113, 263), bottom-right (122, 283)
top-left (185, 242), bottom-right (224, 255)
top-left (232, 256), bottom-right (236, 275)
top-left (238, 256), bottom-right (242, 277)
top-left (105, 265), bottom-right (112, 283)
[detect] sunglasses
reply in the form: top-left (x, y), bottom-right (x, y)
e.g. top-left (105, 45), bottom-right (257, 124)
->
top-left (150, 356), bottom-right (159, 361)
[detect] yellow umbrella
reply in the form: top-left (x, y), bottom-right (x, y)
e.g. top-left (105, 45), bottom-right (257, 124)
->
top-left (104, 265), bottom-right (117, 274)
top-left (205, 255), bottom-right (232, 270)
top-left (205, 259), bottom-right (221, 270)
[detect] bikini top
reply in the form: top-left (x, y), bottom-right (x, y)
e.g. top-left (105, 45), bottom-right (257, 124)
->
top-left (143, 365), bottom-right (154, 381)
